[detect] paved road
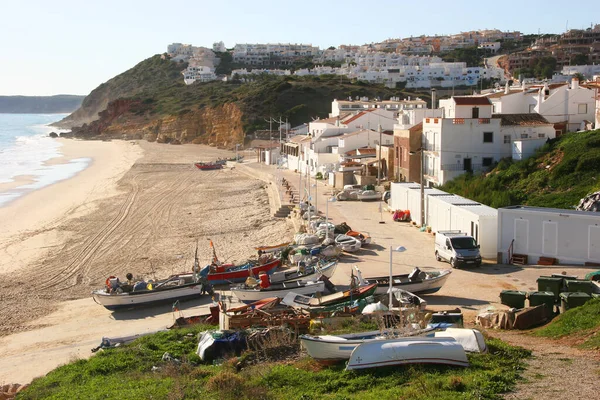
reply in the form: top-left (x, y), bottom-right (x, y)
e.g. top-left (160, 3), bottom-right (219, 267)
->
top-left (245, 161), bottom-right (599, 319)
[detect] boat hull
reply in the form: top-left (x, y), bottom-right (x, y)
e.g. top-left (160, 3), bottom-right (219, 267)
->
top-left (231, 281), bottom-right (325, 303)
top-left (369, 270), bottom-right (452, 295)
top-left (346, 338), bottom-right (469, 370)
top-left (194, 163), bottom-right (223, 170)
top-left (206, 259), bottom-right (280, 285)
top-left (279, 261), bottom-right (338, 283)
top-left (92, 284), bottom-right (205, 311)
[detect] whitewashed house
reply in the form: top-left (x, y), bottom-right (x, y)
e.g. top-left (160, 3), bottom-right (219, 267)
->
top-left (484, 78), bottom-right (596, 132)
top-left (422, 96), bottom-right (556, 186)
top-left (282, 109), bottom-right (396, 176)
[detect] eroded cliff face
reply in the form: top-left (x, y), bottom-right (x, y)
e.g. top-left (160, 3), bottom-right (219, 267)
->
top-left (70, 100), bottom-right (245, 148)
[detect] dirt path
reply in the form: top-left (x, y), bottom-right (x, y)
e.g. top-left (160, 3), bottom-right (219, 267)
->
top-left (486, 330), bottom-right (600, 399)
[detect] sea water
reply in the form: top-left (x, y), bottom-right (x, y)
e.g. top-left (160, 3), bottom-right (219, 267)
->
top-left (0, 114), bottom-right (90, 206)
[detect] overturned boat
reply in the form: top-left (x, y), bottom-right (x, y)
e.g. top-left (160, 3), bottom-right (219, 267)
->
top-left (346, 338), bottom-right (469, 370)
top-left (230, 279), bottom-right (326, 303)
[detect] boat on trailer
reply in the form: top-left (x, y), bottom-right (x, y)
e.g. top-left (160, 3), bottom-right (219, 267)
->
top-left (354, 266), bottom-right (452, 295)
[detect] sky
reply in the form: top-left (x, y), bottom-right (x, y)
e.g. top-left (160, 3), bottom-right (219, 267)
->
top-left (0, 0), bottom-right (597, 96)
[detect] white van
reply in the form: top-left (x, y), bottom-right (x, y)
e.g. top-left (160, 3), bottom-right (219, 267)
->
top-left (435, 230), bottom-right (482, 268)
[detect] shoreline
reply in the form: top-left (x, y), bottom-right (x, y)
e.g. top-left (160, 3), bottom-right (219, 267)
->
top-left (0, 138), bottom-right (144, 275)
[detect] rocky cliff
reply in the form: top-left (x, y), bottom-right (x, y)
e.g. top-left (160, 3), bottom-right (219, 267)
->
top-left (70, 99), bottom-right (244, 147)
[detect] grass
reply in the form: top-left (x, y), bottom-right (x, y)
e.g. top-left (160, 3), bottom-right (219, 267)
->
top-left (18, 322), bottom-right (531, 400)
top-left (440, 129), bottom-right (600, 209)
top-left (533, 298), bottom-right (600, 349)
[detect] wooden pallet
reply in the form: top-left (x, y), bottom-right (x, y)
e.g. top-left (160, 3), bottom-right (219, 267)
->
top-left (512, 254), bottom-right (528, 265)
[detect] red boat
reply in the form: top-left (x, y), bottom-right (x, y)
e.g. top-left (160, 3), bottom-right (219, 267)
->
top-left (200, 258), bottom-right (281, 285)
top-left (194, 162), bottom-right (223, 170)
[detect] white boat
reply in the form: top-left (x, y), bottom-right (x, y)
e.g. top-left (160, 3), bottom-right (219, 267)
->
top-left (230, 280), bottom-right (325, 303)
top-left (335, 234), bottom-right (362, 252)
top-left (345, 338), bottom-right (469, 370)
top-left (357, 190), bottom-right (380, 201)
top-left (434, 328), bottom-right (487, 353)
top-left (92, 274), bottom-right (208, 311)
top-left (300, 329), bottom-right (432, 363)
top-left (354, 266), bottom-right (452, 295)
top-left (272, 260), bottom-right (338, 283)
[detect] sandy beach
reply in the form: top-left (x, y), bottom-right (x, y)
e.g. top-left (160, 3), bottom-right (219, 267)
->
top-left (0, 139), bottom-right (294, 384)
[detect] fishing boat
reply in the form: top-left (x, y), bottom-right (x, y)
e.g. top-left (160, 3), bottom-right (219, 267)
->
top-left (335, 234), bottom-right (362, 252)
top-left (194, 162), bottom-right (223, 170)
top-left (300, 329), bottom-right (433, 363)
top-left (255, 242), bottom-right (291, 253)
top-left (281, 283), bottom-right (377, 308)
top-left (345, 338), bottom-right (469, 370)
top-left (346, 230), bottom-right (371, 245)
top-left (198, 258), bottom-right (281, 285)
top-left (357, 190), bottom-right (380, 201)
top-left (300, 327), bottom-right (484, 364)
top-left (354, 266), bottom-right (452, 295)
top-left (230, 280), bottom-right (326, 303)
top-left (92, 273), bottom-right (210, 311)
top-left (272, 260), bottom-right (338, 284)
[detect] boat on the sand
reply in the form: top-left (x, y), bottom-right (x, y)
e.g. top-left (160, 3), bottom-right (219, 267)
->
top-left (354, 266), bottom-right (451, 295)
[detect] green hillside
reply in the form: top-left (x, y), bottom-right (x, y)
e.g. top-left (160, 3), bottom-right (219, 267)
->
top-left (439, 129), bottom-right (600, 209)
top-left (59, 54), bottom-right (431, 132)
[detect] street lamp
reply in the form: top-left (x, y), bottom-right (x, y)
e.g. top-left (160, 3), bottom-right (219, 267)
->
top-left (325, 196), bottom-right (336, 240)
top-left (235, 143), bottom-right (241, 162)
top-left (409, 148), bottom-right (426, 228)
top-left (389, 246), bottom-right (407, 308)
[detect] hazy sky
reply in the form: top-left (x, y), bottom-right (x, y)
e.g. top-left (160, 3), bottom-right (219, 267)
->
top-left (1, 0), bottom-right (597, 96)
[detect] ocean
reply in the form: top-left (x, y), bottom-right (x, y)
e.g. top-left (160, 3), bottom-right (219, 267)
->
top-left (0, 113), bottom-right (90, 206)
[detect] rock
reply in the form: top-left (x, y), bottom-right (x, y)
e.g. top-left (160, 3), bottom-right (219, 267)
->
top-left (49, 132), bottom-right (58, 138)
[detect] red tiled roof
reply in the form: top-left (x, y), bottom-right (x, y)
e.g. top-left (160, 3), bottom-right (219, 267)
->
top-left (453, 96), bottom-right (491, 105)
top-left (491, 113), bottom-right (551, 126)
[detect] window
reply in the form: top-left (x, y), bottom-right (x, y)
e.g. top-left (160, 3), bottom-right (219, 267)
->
top-left (578, 104), bottom-right (588, 114)
top-left (482, 157), bottom-right (493, 167)
top-left (538, 133), bottom-right (546, 138)
top-left (521, 133), bottom-right (528, 139)
top-left (472, 107), bottom-right (479, 118)
top-left (504, 135), bottom-right (511, 144)
top-left (483, 132), bottom-right (493, 143)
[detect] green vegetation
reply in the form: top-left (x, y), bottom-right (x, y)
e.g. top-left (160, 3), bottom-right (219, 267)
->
top-left (62, 54), bottom-right (432, 133)
top-left (440, 46), bottom-right (493, 67)
top-left (513, 56), bottom-right (557, 79)
top-left (18, 323), bottom-right (531, 400)
top-left (534, 299), bottom-right (600, 349)
top-left (440, 129), bottom-right (600, 209)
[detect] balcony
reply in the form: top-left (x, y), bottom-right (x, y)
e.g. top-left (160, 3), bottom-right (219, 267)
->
top-left (453, 118), bottom-right (465, 124)
top-left (478, 118), bottom-right (490, 124)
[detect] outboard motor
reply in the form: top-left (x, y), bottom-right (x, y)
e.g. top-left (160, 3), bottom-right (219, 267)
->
top-left (408, 267), bottom-right (421, 282)
top-left (319, 275), bottom-right (336, 293)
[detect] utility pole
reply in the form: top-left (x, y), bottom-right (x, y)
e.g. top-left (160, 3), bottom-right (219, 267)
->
top-left (377, 124), bottom-right (382, 185)
top-left (264, 117), bottom-right (277, 139)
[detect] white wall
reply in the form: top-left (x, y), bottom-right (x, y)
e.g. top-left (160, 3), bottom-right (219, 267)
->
top-left (498, 206), bottom-right (600, 265)
top-left (536, 83), bottom-right (596, 131)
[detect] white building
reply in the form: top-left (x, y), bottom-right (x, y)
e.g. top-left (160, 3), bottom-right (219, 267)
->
top-left (330, 97), bottom-right (427, 118)
top-left (282, 109), bottom-right (397, 176)
top-left (422, 96), bottom-right (555, 186)
top-left (212, 41), bottom-right (226, 52)
top-left (478, 42), bottom-right (502, 53)
top-left (484, 79), bottom-right (596, 132)
top-left (183, 65), bottom-right (217, 84)
top-left (389, 183), bottom-right (498, 258)
top-left (561, 64), bottom-right (600, 80)
top-left (498, 206), bottom-right (600, 265)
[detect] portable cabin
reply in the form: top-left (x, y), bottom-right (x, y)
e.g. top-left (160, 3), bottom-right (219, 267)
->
top-left (498, 206), bottom-right (600, 265)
